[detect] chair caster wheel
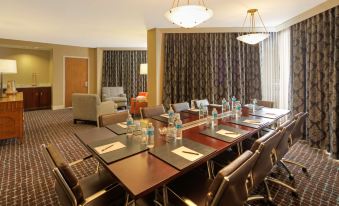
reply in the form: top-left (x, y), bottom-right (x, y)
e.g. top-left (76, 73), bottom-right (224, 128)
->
top-left (302, 167), bottom-right (307, 173)
top-left (291, 191), bottom-right (298, 197)
top-left (288, 175), bottom-right (294, 181)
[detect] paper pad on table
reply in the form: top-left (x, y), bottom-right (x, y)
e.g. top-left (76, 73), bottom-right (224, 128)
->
top-left (243, 120), bottom-right (262, 125)
top-left (94, 141), bottom-right (126, 154)
top-left (172, 146), bottom-right (203, 161)
top-left (117, 123), bottom-right (127, 128)
top-left (189, 109), bottom-right (200, 112)
top-left (264, 113), bottom-right (277, 118)
top-left (216, 129), bottom-right (241, 138)
top-left (160, 114), bottom-right (169, 118)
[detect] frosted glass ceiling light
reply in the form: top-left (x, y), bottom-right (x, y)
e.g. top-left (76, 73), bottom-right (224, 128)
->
top-left (237, 9), bottom-right (269, 45)
top-left (165, 0), bottom-right (213, 28)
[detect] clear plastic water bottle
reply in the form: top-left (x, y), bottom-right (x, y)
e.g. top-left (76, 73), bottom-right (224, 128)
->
top-left (168, 105), bottom-right (175, 124)
top-left (252, 98), bottom-right (257, 112)
top-left (147, 123), bottom-right (154, 148)
top-left (175, 118), bottom-right (183, 139)
top-left (126, 112), bottom-right (134, 136)
top-left (235, 102), bottom-right (242, 119)
top-left (141, 128), bottom-right (148, 145)
top-left (166, 123), bottom-right (176, 142)
top-left (222, 98), bottom-right (227, 116)
top-left (133, 121), bottom-right (142, 138)
top-left (231, 96), bottom-right (236, 110)
top-left (212, 108), bottom-right (218, 128)
top-left (199, 103), bottom-right (204, 119)
top-left (203, 105), bottom-right (209, 118)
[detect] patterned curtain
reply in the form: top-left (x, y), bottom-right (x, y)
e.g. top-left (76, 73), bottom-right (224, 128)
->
top-left (102, 50), bottom-right (147, 103)
top-left (291, 6), bottom-right (339, 159)
top-left (163, 33), bottom-right (261, 108)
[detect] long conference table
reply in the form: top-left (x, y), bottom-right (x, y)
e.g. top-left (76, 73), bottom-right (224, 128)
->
top-left (75, 107), bottom-right (290, 205)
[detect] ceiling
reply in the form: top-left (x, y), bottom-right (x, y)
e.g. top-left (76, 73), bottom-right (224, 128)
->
top-left (0, 0), bottom-right (327, 48)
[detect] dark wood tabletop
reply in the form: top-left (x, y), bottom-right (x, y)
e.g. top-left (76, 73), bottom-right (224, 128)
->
top-left (75, 108), bottom-right (289, 199)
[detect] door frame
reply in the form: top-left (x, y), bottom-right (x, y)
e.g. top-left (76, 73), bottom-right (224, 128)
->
top-left (63, 56), bottom-right (90, 108)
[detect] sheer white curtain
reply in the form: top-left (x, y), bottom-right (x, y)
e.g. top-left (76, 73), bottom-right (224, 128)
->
top-left (260, 28), bottom-right (291, 109)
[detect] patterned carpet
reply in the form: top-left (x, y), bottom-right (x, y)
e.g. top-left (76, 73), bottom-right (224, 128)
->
top-left (0, 109), bottom-right (338, 206)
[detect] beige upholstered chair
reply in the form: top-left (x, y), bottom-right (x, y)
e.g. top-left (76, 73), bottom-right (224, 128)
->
top-left (41, 144), bottom-right (126, 206)
top-left (172, 102), bottom-right (190, 113)
top-left (140, 105), bottom-right (165, 118)
top-left (98, 111), bottom-right (129, 127)
top-left (101, 87), bottom-right (127, 108)
top-left (72, 93), bottom-right (117, 125)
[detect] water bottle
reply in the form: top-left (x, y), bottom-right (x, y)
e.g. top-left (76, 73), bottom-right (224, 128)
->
top-left (141, 128), bottom-right (148, 145)
top-left (166, 123), bottom-right (176, 142)
top-left (222, 98), bottom-right (227, 116)
top-left (231, 96), bottom-right (236, 110)
top-left (199, 103), bottom-right (204, 119)
top-left (235, 102), bottom-right (242, 119)
top-left (175, 118), bottom-right (183, 139)
top-left (191, 100), bottom-right (195, 109)
top-left (147, 123), bottom-right (154, 148)
top-left (133, 121), bottom-right (142, 138)
top-left (203, 105), bottom-right (209, 118)
top-left (252, 98), bottom-right (257, 112)
top-left (212, 108), bottom-right (218, 128)
top-left (126, 113), bottom-right (134, 136)
top-left (168, 105), bottom-right (175, 124)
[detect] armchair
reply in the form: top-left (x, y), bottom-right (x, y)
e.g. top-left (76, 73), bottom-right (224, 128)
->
top-left (102, 87), bottom-right (127, 109)
top-left (72, 93), bottom-right (117, 125)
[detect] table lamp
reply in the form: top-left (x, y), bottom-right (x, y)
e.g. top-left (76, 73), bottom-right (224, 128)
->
top-left (140, 63), bottom-right (148, 75)
top-left (0, 59), bottom-right (17, 98)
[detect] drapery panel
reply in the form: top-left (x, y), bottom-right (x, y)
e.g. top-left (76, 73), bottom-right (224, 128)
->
top-left (163, 33), bottom-right (261, 108)
top-left (291, 6), bottom-right (338, 159)
top-left (102, 50), bottom-right (147, 103)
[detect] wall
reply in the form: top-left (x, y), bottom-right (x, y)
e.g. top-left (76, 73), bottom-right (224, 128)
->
top-left (0, 47), bottom-right (51, 86)
top-left (0, 38), bottom-right (97, 109)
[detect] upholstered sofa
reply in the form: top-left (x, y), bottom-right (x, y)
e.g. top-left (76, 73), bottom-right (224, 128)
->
top-left (102, 87), bottom-right (127, 108)
top-left (72, 93), bottom-right (117, 125)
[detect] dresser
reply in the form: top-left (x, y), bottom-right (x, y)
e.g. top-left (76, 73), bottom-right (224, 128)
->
top-left (17, 86), bottom-right (51, 111)
top-left (0, 92), bottom-right (24, 143)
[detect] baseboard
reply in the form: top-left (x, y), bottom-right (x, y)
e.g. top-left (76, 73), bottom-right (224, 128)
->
top-left (52, 105), bottom-right (65, 110)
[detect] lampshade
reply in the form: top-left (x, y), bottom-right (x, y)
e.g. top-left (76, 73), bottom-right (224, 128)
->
top-left (237, 9), bottom-right (269, 45)
top-left (140, 63), bottom-right (148, 75)
top-left (0, 59), bottom-right (17, 73)
top-left (165, 1), bottom-right (213, 28)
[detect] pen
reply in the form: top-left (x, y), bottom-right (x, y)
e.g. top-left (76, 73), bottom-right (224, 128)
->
top-left (182, 151), bottom-right (200, 155)
top-left (101, 143), bottom-right (115, 152)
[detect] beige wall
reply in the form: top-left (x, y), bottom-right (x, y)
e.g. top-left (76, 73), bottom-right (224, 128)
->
top-left (0, 38), bottom-right (97, 109)
top-left (0, 47), bottom-right (51, 86)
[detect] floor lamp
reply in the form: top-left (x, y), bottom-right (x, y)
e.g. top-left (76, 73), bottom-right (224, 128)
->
top-left (0, 59), bottom-right (17, 98)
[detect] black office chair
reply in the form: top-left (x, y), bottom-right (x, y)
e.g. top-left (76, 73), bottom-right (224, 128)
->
top-left (165, 150), bottom-right (260, 206)
top-left (41, 144), bottom-right (126, 206)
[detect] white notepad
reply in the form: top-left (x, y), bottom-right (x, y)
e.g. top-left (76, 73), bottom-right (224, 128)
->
top-left (117, 122), bottom-right (127, 128)
top-left (172, 146), bottom-right (203, 162)
top-left (216, 129), bottom-right (241, 138)
top-left (243, 119), bottom-right (262, 125)
top-left (160, 114), bottom-right (170, 118)
top-left (189, 109), bottom-right (200, 112)
top-left (94, 141), bottom-right (126, 154)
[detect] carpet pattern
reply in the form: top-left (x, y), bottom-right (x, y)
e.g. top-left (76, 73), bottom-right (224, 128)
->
top-left (0, 109), bottom-right (338, 206)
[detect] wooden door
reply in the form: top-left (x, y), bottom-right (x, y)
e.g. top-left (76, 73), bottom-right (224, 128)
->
top-left (65, 57), bottom-right (88, 107)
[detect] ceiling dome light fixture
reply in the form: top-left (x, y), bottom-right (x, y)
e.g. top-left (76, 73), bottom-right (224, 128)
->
top-left (165, 0), bottom-right (213, 28)
top-left (237, 9), bottom-right (269, 45)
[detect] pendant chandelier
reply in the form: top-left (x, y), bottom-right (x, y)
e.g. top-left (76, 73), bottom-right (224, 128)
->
top-left (165, 0), bottom-right (213, 28)
top-left (237, 9), bottom-right (269, 45)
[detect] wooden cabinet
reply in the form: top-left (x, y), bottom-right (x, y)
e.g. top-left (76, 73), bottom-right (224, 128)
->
top-left (17, 87), bottom-right (51, 111)
top-left (0, 92), bottom-right (24, 143)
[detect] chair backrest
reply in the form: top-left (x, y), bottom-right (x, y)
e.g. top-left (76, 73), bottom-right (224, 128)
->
top-left (194, 99), bottom-right (209, 108)
top-left (172, 102), bottom-right (190, 113)
top-left (250, 130), bottom-right (283, 189)
top-left (276, 120), bottom-right (296, 161)
top-left (141, 105), bottom-right (165, 118)
top-left (206, 150), bottom-right (260, 206)
top-left (102, 87), bottom-right (124, 97)
top-left (98, 111), bottom-right (129, 127)
top-left (41, 144), bottom-right (83, 206)
top-left (290, 112), bottom-right (308, 145)
top-left (257, 100), bottom-right (274, 108)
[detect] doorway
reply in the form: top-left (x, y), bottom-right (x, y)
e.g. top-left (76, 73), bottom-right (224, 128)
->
top-left (65, 57), bottom-right (88, 107)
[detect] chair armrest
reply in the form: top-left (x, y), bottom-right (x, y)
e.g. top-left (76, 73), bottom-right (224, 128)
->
top-left (97, 101), bottom-right (117, 116)
top-left (119, 93), bottom-right (127, 97)
top-left (68, 155), bottom-right (93, 167)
